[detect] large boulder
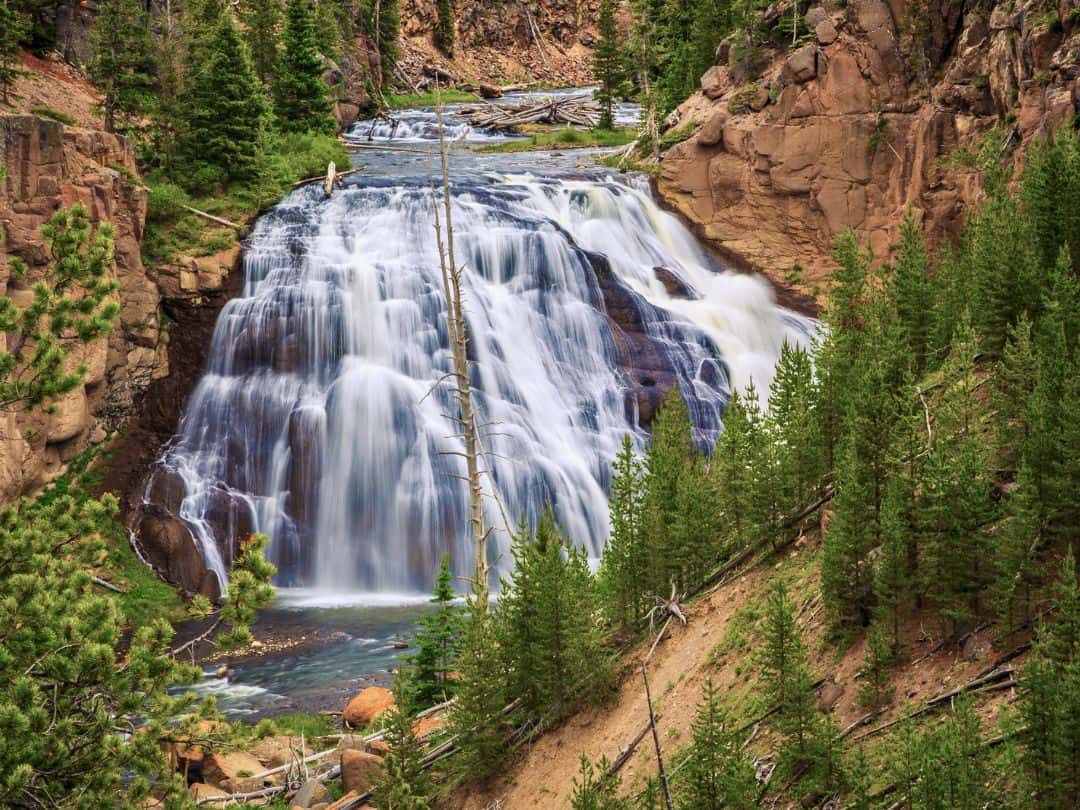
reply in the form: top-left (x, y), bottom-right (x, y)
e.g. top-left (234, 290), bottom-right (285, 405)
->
top-left (342, 686), bottom-right (395, 727)
top-left (784, 43), bottom-right (818, 83)
top-left (698, 110), bottom-right (728, 147)
top-left (340, 750), bottom-right (386, 795)
top-left (202, 751), bottom-right (273, 792)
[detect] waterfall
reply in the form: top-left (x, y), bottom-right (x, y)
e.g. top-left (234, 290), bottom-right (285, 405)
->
top-left (144, 168), bottom-right (812, 596)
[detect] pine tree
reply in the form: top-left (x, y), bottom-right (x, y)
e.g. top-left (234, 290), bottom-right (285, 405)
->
top-left (498, 511), bottom-right (612, 721)
top-left (767, 341), bottom-right (824, 526)
top-left (642, 388), bottom-right (696, 594)
top-left (857, 623), bottom-right (894, 707)
top-left (0, 0), bottom-right (28, 105)
top-left (274, 0), bottom-right (337, 134)
top-left (683, 679), bottom-right (757, 809)
top-left (873, 475), bottom-right (913, 651)
top-left (889, 698), bottom-right (989, 810)
top-left (758, 580), bottom-right (820, 767)
top-left (369, 0), bottom-right (400, 87)
top-left (570, 754), bottom-right (628, 810)
top-left (0, 204), bottom-right (120, 411)
top-left (372, 676), bottom-right (431, 810)
top-left (995, 313), bottom-right (1038, 469)
top-left (434, 0), bottom-right (454, 57)
top-left (711, 389), bottom-right (756, 555)
top-left (919, 317), bottom-right (994, 636)
top-left (407, 554), bottom-right (463, 709)
top-left (593, 0), bottom-right (621, 130)
top-left (88, 0), bottom-right (156, 134)
top-left (181, 14), bottom-right (268, 187)
top-left (238, 0), bottom-right (283, 82)
top-left (1017, 551), bottom-right (1080, 808)
top-left (447, 599), bottom-right (508, 780)
top-left (888, 210), bottom-right (935, 374)
top-left (671, 449), bottom-right (720, 589)
top-left (598, 434), bottom-right (647, 633)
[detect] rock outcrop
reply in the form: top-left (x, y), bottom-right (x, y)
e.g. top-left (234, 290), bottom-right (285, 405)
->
top-left (657, 0), bottom-right (1080, 294)
top-left (0, 115), bottom-right (168, 500)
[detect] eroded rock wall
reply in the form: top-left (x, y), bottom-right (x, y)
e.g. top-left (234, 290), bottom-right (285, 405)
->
top-left (0, 115), bottom-right (169, 500)
top-left (658, 0), bottom-right (1080, 293)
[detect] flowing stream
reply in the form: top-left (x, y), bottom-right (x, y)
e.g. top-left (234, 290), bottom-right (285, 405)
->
top-left (149, 93), bottom-right (813, 714)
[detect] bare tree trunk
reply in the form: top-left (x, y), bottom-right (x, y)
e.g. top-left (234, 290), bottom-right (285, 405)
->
top-left (431, 87), bottom-right (489, 607)
top-left (641, 661), bottom-right (673, 810)
top-left (637, 4), bottom-right (661, 162)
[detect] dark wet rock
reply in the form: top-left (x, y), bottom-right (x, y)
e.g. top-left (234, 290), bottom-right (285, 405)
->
top-left (653, 266), bottom-right (698, 298)
top-left (134, 506), bottom-right (220, 600)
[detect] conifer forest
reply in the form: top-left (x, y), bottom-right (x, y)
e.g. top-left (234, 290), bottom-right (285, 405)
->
top-left (0, 0), bottom-right (1078, 807)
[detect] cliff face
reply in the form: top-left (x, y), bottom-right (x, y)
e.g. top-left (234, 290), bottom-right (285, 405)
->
top-left (657, 0), bottom-right (1079, 294)
top-left (0, 116), bottom-right (169, 500)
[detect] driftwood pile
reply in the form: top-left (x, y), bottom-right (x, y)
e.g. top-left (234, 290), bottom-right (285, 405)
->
top-left (458, 95), bottom-right (601, 129)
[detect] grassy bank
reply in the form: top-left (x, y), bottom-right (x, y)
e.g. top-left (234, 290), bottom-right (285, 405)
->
top-left (386, 89), bottom-right (481, 109)
top-left (476, 126), bottom-right (637, 154)
top-left (142, 132), bottom-right (350, 268)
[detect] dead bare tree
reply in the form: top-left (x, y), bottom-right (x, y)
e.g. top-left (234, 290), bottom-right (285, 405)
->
top-left (429, 84), bottom-right (491, 607)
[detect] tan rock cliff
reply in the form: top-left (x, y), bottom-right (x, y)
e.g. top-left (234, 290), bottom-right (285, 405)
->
top-left (657, 0), bottom-right (1079, 295)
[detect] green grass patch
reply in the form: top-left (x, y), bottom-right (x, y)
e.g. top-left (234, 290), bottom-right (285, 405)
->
top-left (385, 89), bottom-right (481, 109)
top-left (477, 126), bottom-right (637, 154)
top-left (260, 712), bottom-right (337, 739)
top-left (31, 106), bottom-right (77, 126)
top-left (659, 121), bottom-right (698, 152)
top-left (142, 133), bottom-right (349, 267)
top-left (596, 151), bottom-right (659, 176)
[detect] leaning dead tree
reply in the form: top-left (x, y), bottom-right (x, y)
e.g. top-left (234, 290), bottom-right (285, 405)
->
top-left (430, 86), bottom-right (491, 607)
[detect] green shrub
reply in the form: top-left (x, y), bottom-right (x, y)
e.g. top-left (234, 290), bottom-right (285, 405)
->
top-left (31, 106), bottom-right (76, 125)
top-left (146, 182), bottom-right (192, 223)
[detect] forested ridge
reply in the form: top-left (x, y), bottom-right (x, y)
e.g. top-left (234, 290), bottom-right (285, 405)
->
top-left (0, 0), bottom-right (1079, 806)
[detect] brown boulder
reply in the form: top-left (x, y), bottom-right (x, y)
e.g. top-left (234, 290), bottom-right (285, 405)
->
top-left (478, 83), bottom-right (503, 99)
top-left (411, 715), bottom-right (446, 740)
top-left (293, 779), bottom-right (332, 808)
top-left (340, 750), bottom-right (386, 795)
top-left (698, 110), bottom-right (727, 147)
top-left (784, 44), bottom-right (818, 83)
top-left (815, 18), bottom-right (838, 45)
top-left (202, 750), bottom-right (272, 792)
top-left (343, 686), bottom-right (395, 727)
top-left (134, 507), bottom-right (221, 599)
top-left (700, 66), bottom-right (731, 100)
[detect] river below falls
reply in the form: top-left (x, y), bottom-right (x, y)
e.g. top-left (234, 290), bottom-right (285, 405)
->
top-left (170, 89), bottom-right (810, 718)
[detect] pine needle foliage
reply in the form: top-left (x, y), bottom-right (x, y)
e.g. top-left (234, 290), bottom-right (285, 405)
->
top-left (406, 554), bottom-right (463, 709)
top-left (274, 0), bottom-right (337, 134)
top-left (499, 510), bottom-right (613, 722)
top-left (682, 679), bottom-right (757, 809)
top-left (0, 204), bottom-right (120, 412)
top-left (89, 0), bottom-right (156, 134)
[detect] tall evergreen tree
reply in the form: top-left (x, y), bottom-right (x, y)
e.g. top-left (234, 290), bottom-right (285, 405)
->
top-left (406, 554), bottom-right (463, 709)
top-left (887, 211), bottom-right (935, 375)
top-left (711, 388), bottom-right (757, 555)
top-left (593, 0), bottom-right (621, 129)
top-left (181, 14), bottom-right (268, 186)
top-left (598, 434), bottom-right (647, 633)
top-left (372, 676), bottom-right (431, 810)
top-left (434, 0), bottom-right (454, 57)
top-left (498, 511), bottom-right (612, 721)
top-left (446, 599), bottom-right (508, 781)
top-left (274, 0), bottom-right (337, 134)
top-left (683, 679), bottom-right (757, 809)
top-left (238, 0), bottom-right (283, 82)
top-left (758, 580), bottom-right (821, 769)
top-left (0, 0), bottom-right (28, 105)
top-left (643, 388), bottom-right (696, 593)
top-left (1018, 551), bottom-right (1080, 808)
top-left (767, 342), bottom-right (824, 526)
top-left (89, 0), bottom-right (156, 134)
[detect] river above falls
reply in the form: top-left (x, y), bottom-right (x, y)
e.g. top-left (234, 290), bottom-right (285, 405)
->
top-left (162, 90), bottom-right (813, 717)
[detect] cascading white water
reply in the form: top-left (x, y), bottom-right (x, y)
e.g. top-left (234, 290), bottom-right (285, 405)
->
top-left (147, 133), bottom-right (812, 597)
